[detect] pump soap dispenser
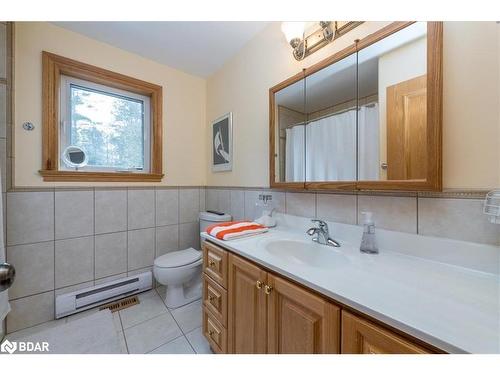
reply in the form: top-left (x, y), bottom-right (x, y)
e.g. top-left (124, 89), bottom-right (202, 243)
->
top-left (360, 211), bottom-right (378, 254)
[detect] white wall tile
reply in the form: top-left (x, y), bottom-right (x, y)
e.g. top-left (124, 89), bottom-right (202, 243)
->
top-left (155, 225), bottom-right (179, 257)
top-left (179, 188), bottom-right (200, 223)
top-left (55, 190), bottom-right (94, 240)
top-left (286, 192), bottom-right (316, 218)
top-left (179, 222), bottom-right (200, 250)
top-left (55, 236), bottom-right (94, 288)
top-left (156, 189), bottom-right (179, 226)
top-left (317, 194), bottom-right (357, 225)
top-left (206, 189), bottom-right (218, 211)
top-left (199, 188), bottom-right (206, 212)
top-left (418, 198), bottom-right (500, 245)
top-left (128, 228), bottom-right (155, 270)
top-left (217, 189), bottom-right (231, 215)
top-left (244, 190), bottom-right (262, 220)
top-left (95, 232), bottom-right (127, 279)
top-left (7, 241), bottom-right (54, 299)
top-left (128, 189), bottom-right (155, 230)
top-left (357, 195), bottom-right (417, 233)
top-left (230, 190), bottom-right (245, 220)
top-left (95, 190), bottom-right (127, 234)
top-left (7, 291), bottom-right (55, 333)
top-left (7, 191), bottom-right (54, 246)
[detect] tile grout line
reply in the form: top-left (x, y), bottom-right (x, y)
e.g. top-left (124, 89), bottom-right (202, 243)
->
top-left (117, 312), bottom-right (129, 354)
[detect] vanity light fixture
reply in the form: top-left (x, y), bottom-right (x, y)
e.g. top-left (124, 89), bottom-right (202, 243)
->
top-left (281, 21), bottom-right (363, 61)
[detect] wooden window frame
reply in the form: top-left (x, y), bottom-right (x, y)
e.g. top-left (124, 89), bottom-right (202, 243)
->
top-left (40, 51), bottom-right (164, 182)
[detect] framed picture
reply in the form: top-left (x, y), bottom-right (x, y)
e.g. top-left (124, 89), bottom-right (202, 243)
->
top-left (211, 112), bottom-right (233, 172)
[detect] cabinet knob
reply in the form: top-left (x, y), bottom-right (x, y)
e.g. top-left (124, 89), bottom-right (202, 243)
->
top-left (209, 260), bottom-right (216, 267)
top-left (256, 280), bottom-right (263, 289)
top-left (208, 330), bottom-right (214, 337)
top-left (209, 295), bottom-right (215, 302)
top-left (264, 285), bottom-right (273, 295)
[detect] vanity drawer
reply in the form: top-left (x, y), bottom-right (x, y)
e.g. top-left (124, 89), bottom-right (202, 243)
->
top-left (203, 274), bottom-right (228, 326)
top-left (203, 307), bottom-right (227, 354)
top-left (202, 241), bottom-right (228, 288)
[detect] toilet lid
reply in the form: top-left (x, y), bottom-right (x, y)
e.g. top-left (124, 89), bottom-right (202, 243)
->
top-left (154, 248), bottom-right (201, 268)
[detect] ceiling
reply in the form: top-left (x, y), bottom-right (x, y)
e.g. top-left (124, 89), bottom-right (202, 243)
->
top-left (52, 22), bottom-right (271, 78)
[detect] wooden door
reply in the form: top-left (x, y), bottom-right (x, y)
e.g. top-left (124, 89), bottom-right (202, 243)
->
top-left (386, 75), bottom-right (427, 180)
top-left (267, 274), bottom-right (340, 353)
top-left (341, 311), bottom-right (430, 354)
top-left (227, 254), bottom-right (268, 353)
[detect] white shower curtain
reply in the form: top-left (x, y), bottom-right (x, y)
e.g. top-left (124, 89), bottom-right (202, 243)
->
top-left (285, 104), bottom-right (379, 181)
top-left (285, 125), bottom-right (305, 181)
top-left (0, 170), bottom-right (10, 327)
top-left (305, 110), bottom-right (357, 181)
top-left (358, 103), bottom-right (380, 180)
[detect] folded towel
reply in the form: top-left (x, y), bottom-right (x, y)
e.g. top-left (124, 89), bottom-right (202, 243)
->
top-left (206, 221), bottom-right (268, 241)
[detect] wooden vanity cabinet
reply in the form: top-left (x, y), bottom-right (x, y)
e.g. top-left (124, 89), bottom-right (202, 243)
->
top-left (227, 252), bottom-right (340, 354)
top-left (202, 240), bottom-right (436, 354)
top-left (267, 274), bottom-right (340, 353)
top-left (341, 311), bottom-right (430, 354)
top-left (227, 253), bottom-right (268, 353)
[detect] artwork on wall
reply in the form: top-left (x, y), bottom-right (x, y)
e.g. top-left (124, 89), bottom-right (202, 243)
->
top-left (211, 112), bottom-right (233, 172)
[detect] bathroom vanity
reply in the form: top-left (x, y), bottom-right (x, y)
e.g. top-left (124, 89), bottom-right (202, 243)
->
top-left (200, 215), bottom-right (500, 354)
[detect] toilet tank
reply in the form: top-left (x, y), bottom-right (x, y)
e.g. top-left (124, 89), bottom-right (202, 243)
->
top-left (199, 211), bottom-right (232, 233)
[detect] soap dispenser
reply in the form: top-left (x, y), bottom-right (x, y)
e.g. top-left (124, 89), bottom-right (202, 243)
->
top-left (360, 211), bottom-right (378, 254)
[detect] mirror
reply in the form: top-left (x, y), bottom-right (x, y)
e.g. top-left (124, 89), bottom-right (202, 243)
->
top-left (270, 22), bottom-right (442, 191)
top-left (357, 21), bottom-right (427, 181)
top-left (304, 53), bottom-right (357, 182)
top-left (62, 145), bottom-right (88, 170)
top-left (273, 78), bottom-right (305, 183)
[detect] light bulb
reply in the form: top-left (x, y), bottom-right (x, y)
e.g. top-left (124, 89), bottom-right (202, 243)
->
top-left (281, 22), bottom-right (305, 44)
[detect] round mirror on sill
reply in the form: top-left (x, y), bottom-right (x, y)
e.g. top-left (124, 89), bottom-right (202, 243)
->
top-left (62, 146), bottom-right (88, 170)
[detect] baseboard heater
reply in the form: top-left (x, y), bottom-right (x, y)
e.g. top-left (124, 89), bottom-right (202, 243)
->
top-left (55, 271), bottom-right (152, 319)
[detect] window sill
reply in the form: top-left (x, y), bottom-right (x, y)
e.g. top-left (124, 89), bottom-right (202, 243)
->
top-left (39, 170), bottom-right (164, 182)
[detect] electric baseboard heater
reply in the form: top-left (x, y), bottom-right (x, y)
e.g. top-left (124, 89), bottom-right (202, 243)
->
top-left (55, 271), bottom-right (152, 318)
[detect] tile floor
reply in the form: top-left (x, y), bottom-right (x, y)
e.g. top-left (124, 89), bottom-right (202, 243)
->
top-left (4, 288), bottom-right (212, 354)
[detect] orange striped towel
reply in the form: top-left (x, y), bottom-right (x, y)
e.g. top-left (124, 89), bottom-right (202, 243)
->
top-left (206, 221), bottom-right (268, 241)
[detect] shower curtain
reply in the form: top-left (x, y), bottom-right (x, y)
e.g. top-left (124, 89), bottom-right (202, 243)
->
top-left (285, 104), bottom-right (379, 181)
top-left (0, 171), bottom-right (10, 330)
top-left (358, 103), bottom-right (380, 180)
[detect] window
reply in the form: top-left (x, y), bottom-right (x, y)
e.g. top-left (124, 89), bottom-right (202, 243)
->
top-left (60, 76), bottom-right (151, 172)
top-left (41, 52), bottom-right (163, 182)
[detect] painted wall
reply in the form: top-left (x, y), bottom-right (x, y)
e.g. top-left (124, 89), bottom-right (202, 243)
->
top-left (14, 22), bottom-right (207, 187)
top-left (207, 22), bottom-right (500, 189)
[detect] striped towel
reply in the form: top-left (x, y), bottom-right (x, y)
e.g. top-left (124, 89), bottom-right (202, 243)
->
top-left (206, 221), bottom-right (268, 241)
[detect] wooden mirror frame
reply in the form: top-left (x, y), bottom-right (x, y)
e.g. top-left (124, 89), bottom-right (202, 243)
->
top-left (269, 22), bottom-right (443, 191)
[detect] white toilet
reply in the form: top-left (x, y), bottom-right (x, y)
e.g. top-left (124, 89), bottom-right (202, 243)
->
top-left (153, 211), bottom-right (232, 308)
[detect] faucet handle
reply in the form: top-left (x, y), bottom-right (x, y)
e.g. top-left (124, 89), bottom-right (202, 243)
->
top-left (311, 219), bottom-right (328, 230)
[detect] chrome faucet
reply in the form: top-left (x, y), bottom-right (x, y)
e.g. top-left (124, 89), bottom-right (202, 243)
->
top-left (306, 219), bottom-right (340, 247)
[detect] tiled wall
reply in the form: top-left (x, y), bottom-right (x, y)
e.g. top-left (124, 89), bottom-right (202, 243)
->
top-left (205, 188), bottom-right (500, 247)
top-left (5, 187), bottom-right (205, 333)
top-left (0, 21), bottom-right (11, 340)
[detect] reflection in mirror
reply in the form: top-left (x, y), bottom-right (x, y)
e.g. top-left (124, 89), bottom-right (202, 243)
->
top-left (304, 53), bottom-right (357, 182)
top-left (274, 78), bottom-right (305, 182)
top-left (357, 22), bottom-right (427, 181)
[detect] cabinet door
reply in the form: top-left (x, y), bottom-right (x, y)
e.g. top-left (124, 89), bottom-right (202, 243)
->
top-left (341, 311), bottom-right (430, 354)
top-left (227, 254), bottom-right (268, 354)
top-left (267, 274), bottom-right (340, 353)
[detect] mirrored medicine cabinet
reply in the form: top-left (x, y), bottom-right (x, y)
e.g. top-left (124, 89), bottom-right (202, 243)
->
top-left (270, 22), bottom-right (443, 191)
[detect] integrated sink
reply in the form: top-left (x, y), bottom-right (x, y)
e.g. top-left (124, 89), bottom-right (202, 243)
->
top-left (264, 239), bottom-right (348, 269)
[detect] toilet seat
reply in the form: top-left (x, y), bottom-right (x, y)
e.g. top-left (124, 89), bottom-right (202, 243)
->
top-left (154, 248), bottom-right (201, 268)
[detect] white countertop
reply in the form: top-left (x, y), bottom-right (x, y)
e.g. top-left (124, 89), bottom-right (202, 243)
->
top-left (201, 215), bottom-right (500, 353)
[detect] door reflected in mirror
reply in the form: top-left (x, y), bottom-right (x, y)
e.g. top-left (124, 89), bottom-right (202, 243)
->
top-left (357, 21), bottom-right (427, 181)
